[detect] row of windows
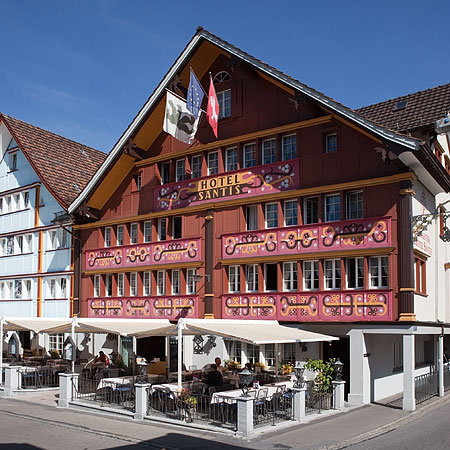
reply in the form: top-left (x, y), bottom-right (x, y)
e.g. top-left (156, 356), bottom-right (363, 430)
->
top-left (0, 229), bottom-right (69, 256)
top-left (157, 133), bottom-right (337, 185)
top-left (0, 190), bottom-right (30, 215)
top-left (0, 277), bottom-right (68, 300)
top-left (225, 341), bottom-right (296, 366)
top-left (227, 256), bottom-right (389, 293)
top-left (93, 269), bottom-right (198, 298)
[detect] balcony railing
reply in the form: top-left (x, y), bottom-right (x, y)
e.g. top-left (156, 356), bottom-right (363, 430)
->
top-left (88, 295), bottom-right (199, 319)
top-left (222, 290), bottom-right (392, 321)
top-left (222, 216), bottom-right (391, 260)
top-left (154, 159), bottom-right (300, 212)
top-left (85, 237), bottom-right (202, 271)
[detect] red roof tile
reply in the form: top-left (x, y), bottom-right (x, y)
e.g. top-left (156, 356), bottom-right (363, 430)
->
top-left (1, 114), bottom-right (107, 208)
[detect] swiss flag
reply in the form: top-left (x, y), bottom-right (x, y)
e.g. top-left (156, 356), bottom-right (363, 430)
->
top-left (207, 74), bottom-right (219, 138)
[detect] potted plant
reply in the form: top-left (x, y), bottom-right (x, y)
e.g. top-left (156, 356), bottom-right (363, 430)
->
top-left (225, 359), bottom-right (241, 370)
top-left (176, 388), bottom-right (197, 423)
top-left (254, 361), bottom-right (265, 373)
top-left (49, 349), bottom-right (60, 359)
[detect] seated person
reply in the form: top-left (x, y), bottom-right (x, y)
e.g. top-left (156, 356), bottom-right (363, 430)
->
top-left (93, 351), bottom-right (110, 368)
top-left (215, 357), bottom-right (226, 375)
top-left (244, 362), bottom-right (253, 371)
top-left (203, 363), bottom-right (223, 388)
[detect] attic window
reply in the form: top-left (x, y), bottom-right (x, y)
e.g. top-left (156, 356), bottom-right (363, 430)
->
top-left (393, 100), bottom-right (407, 111)
top-left (213, 71), bottom-right (231, 84)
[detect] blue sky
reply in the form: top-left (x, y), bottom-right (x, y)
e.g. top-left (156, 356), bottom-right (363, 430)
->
top-left (0, 1), bottom-right (449, 152)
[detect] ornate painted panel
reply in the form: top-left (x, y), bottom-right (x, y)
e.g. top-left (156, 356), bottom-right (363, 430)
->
top-left (88, 295), bottom-right (198, 319)
top-left (222, 217), bottom-right (391, 259)
top-left (154, 160), bottom-right (300, 211)
top-left (222, 290), bottom-right (392, 321)
top-left (85, 238), bottom-right (201, 271)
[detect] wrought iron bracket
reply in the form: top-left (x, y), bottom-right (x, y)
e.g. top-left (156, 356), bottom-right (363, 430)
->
top-left (412, 212), bottom-right (450, 242)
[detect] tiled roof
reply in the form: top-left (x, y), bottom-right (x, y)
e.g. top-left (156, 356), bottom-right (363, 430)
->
top-left (356, 83), bottom-right (450, 133)
top-left (1, 114), bottom-right (107, 209)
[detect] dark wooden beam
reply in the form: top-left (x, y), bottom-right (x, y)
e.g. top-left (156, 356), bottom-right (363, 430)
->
top-left (123, 139), bottom-right (147, 160)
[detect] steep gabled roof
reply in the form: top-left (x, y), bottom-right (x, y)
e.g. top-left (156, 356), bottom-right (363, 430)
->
top-left (68, 28), bottom-right (424, 213)
top-left (356, 83), bottom-right (450, 133)
top-left (1, 113), bottom-right (107, 209)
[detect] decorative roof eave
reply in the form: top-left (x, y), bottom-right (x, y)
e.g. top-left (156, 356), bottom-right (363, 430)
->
top-left (68, 28), bottom-right (420, 214)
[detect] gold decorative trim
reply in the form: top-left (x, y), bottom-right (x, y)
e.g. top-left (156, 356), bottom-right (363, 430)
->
top-left (399, 287), bottom-right (415, 292)
top-left (203, 314), bottom-right (214, 319)
top-left (204, 293), bottom-right (214, 297)
top-left (399, 188), bottom-right (415, 196)
top-left (82, 261), bottom-right (202, 275)
top-left (398, 313), bottom-right (417, 322)
top-left (445, 263), bottom-right (450, 270)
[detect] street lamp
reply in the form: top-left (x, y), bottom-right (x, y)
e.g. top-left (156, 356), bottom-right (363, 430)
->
top-left (136, 360), bottom-right (148, 383)
top-left (334, 358), bottom-right (344, 381)
top-left (294, 361), bottom-right (306, 388)
top-left (239, 368), bottom-right (254, 396)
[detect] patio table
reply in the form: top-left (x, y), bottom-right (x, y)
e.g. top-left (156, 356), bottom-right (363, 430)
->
top-left (149, 382), bottom-right (191, 395)
top-left (96, 376), bottom-right (135, 391)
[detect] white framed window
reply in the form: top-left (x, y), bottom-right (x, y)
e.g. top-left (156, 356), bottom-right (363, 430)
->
top-left (14, 279), bottom-right (22, 299)
top-left (246, 264), bottom-right (259, 292)
top-left (94, 275), bottom-right (100, 297)
top-left (49, 333), bottom-right (64, 353)
top-left (243, 143), bottom-right (256, 168)
top-left (217, 89), bottom-right (231, 118)
top-left (143, 272), bottom-right (151, 296)
top-left (60, 278), bottom-right (67, 298)
top-left (0, 281), bottom-right (5, 299)
top-left (265, 343), bottom-right (276, 367)
top-left (157, 271), bottom-right (166, 296)
top-left (160, 162), bottom-right (170, 185)
top-left (346, 191), bottom-right (363, 219)
top-left (5, 196), bottom-right (11, 213)
top-left (264, 263), bottom-right (278, 292)
top-left (324, 259), bottom-right (341, 290)
top-left (172, 216), bottom-right (182, 239)
top-left (282, 135), bottom-right (296, 160)
top-left (130, 272), bottom-right (137, 296)
top-left (13, 193), bottom-right (21, 210)
top-left (284, 200), bottom-right (298, 226)
top-left (225, 340), bottom-right (241, 363)
top-left (283, 262), bottom-right (298, 291)
top-left (24, 280), bottom-right (31, 299)
top-left (325, 133), bottom-right (337, 153)
top-left (135, 174), bottom-right (142, 191)
top-left (0, 238), bottom-right (5, 256)
top-left (229, 266), bottom-right (240, 293)
top-left (324, 194), bottom-right (340, 222)
top-left (23, 191), bottom-right (30, 207)
top-left (49, 279), bottom-right (56, 298)
top-left (191, 155), bottom-right (202, 179)
top-left (158, 219), bottom-right (167, 241)
top-left (207, 151), bottom-right (219, 175)
top-left (48, 230), bottom-right (58, 250)
top-left (246, 344), bottom-right (260, 364)
top-left (9, 152), bottom-right (17, 171)
top-left (262, 139), bottom-right (276, 164)
top-left (265, 203), bottom-right (278, 228)
top-left (283, 343), bottom-right (296, 364)
top-left (171, 270), bottom-right (180, 295)
top-left (303, 260), bottom-right (319, 290)
top-left (369, 256), bottom-right (389, 288)
top-left (186, 269), bottom-right (196, 295)
top-left (105, 274), bottom-right (113, 297)
top-left (15, 235), bottom-right (23, 254)
top-left (104, 227), bottom-right (112, 248)
top-left (346, 257), bottom-right (364, 289)
top-left (143, 221), bottom-right (152, 243)
top-left (7, 236), bottom-right (14, 255)
top-left (0, 198), bottom-right (3, 214)
top-left (176, 159), bottom-right (185, 182)
top-left (225, 147), bottom-right (238, 171)
top-left (130, 223), bottom-right (138, 245)
top-left (61, 230), bottom-right (68, 248)
top-left (117, 225), bottom-right (124, 246)
top-left (245, 205), bottom-right (258, 231)
top-left (304, 196), bottom-right (318, 224)
top-left (117, 273), bottom-right (125, 297)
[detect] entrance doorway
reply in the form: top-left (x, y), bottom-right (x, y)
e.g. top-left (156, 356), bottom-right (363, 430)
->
top-left (136, 336), bottom-right (166, 363)
top-left (322, 336), bottom-right (350, 399)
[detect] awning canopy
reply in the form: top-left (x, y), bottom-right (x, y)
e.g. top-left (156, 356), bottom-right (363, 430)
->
top-left (175, 319), bottom-right (339, 345)
top-left (2, 318), bottom-right (72, 334)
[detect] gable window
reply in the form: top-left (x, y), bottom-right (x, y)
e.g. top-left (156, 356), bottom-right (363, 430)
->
top-left (346, 191), bottom-right (363, 220)
top-left (104, 227), bottom-right (112, 248)
top-left (325, 133), bottom-right (337, 153)
top-left (130, 223), bottom-right (138, 245)
top-left (117, 273), bottom-right (124, 296)
top-left (143, 221), bottom-right (152, 243)
top-left (171, 270), bottom-right (180, 295)
top-left (130, 272), bottom-right (137, 296)
top-left (282, 135), bottom-right (296, 160)
top-left (172, 216), bottom-right (182, 239)
top-left (117, 225), bottom-right (124, 246)
top-left (186, 269), bottom-right (196, 294)
top-left (213, 71), bottom-right (231, 83)
top-left (324, 259), bottom-right (341, 290)
top-left (262, 139), bottom-right (276, 164)
top-left (346, 257), bottom-right (364, 289)
top-left (245, 205), bottom-right (258, 231)
top-left (229, 266), bottom-right (240, 293)
top-left (264, 263), bottom-right (278, 292)
top-left (324, 194), bottom-right (340, 222)
top-left (160, 162), bottom-right (170, 185)
top-left (369, 256), bottom-right (389, 288)
top-left (225, 148), bottom-right (238, 171)
top-left (207, 152), bottom-right (219, 175)
top-left (176, 159), bottom-right (186, 182)
top-left (143, 272), bottom-right (151, 296)
top-left (284, 200), bottom-right (298, 226)
top-left (243, 143), bottom-right (257, 168)
top-left (158, 219), bottom-right (167, 241)
top-left (415, 255), bottom-right (427, 295)
top-left (283, 262), bottom-right (298, 291)
top-left (217, 89), bottom-right (231, 119)
top-left (9, 152), bottom-right (17, 171)
top-left (246, 264), bottom-right (259, 292)
top-left (303, 261), bottom-right (319, 290)
top-left (191, 155), bottom-right (202, 179)
top-left (265, 203), bottom-right (278, 228)
top-left (157, 271), bottom-right (166, 296)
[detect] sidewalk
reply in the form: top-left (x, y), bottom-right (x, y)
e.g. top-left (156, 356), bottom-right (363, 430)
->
top-left (1, 392), bottom-right (449, 450)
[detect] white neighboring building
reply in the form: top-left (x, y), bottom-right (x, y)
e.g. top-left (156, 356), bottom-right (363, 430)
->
top-left (0, 113), bottom-right (106, 353)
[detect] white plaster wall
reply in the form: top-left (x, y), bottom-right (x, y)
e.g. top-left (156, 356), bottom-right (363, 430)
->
top-left (0, 300), bottom-right (36, 317)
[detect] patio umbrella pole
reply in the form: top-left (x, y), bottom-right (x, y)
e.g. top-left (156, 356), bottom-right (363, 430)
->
top-left (0, 317), bottom-right (4, 374)
top-left (177, 319), bottom-right (186, 391)
top-left (71, 318), bottom-right (75, 373)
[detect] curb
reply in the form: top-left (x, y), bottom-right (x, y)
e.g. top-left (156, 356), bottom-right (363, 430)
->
top-left (315, 394), bottom-right (450, 450)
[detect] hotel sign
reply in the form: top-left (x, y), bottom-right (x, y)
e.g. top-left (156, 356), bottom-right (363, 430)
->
top-left (154, 160), bottom-right (300, 211)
